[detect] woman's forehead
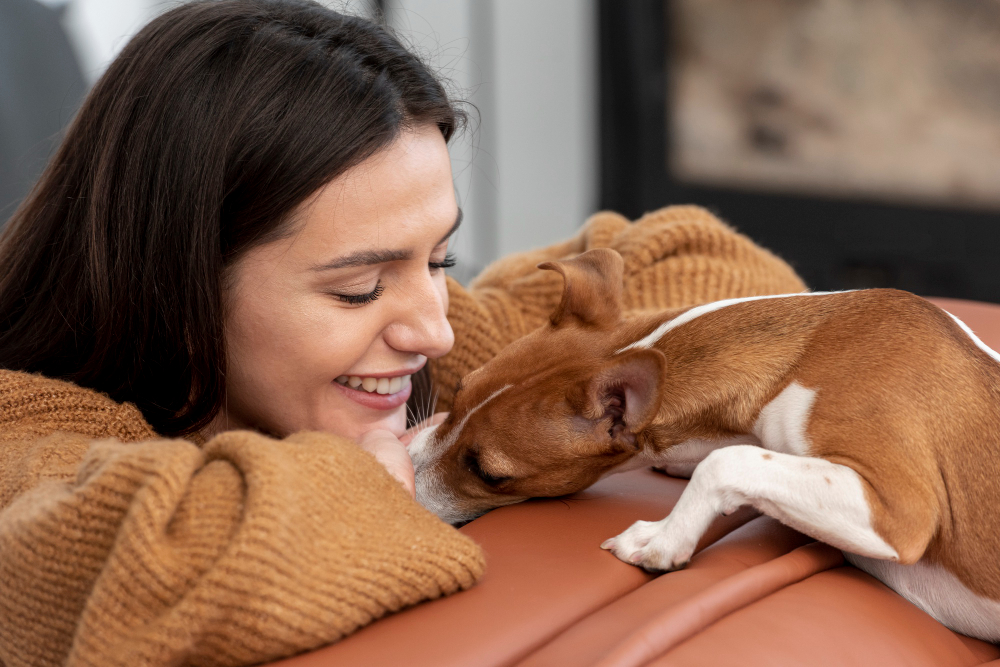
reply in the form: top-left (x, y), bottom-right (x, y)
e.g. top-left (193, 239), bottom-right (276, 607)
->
top-left (238, 127), bottom-right (458, 276)
top-left (301, 127), bottom-right (456, 247)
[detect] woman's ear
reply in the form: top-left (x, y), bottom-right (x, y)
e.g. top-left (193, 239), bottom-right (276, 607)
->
top-left (582, 349), bottom-right (666, 448)
top-left (538, 248), bottom-right (624, 328)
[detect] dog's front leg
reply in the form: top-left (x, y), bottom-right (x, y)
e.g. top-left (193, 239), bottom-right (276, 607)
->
top-left (602, 445), bottom-right (902, 571)
top-left (601, 445), bottom-right (738, 571)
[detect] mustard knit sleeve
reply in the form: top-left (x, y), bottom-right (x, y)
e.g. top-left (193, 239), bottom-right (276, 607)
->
top-left (433, 205), bottom-right (806, 411)
top-left (0, 384), bottom-right (483, 666)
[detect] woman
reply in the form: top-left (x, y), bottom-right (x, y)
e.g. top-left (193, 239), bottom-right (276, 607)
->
top-left (0, 1), bottom-right (805, 665)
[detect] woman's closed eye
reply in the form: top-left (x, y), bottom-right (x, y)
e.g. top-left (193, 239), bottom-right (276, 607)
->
top-left (331, 281), bottom-right (384, 305)
top-left (328, 250), bottom-right (454, 306)
top-left (464, 450), bottom-right (512, 487)
top-left (429, 252), bottom-right (456, 273)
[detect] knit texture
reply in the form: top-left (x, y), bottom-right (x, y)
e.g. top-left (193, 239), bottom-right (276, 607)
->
top-left (0, 205), bottom-right (804, 666)
top-left (0, 371), bottom-right (484, 667)
top-left (432, 206), bottom-right (806, 411)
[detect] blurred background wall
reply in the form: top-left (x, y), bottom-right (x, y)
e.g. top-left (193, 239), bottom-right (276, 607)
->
top-left (2, 0), bottom-right (999, 300)
top-left (0, 0), bottom-right (598, 283)
top-left (0, 0), bottom-right (86, 224)
top-left (377, 0), bottom-right (597, 281)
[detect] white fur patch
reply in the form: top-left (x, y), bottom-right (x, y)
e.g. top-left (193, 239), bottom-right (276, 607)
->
top-left (414, 457), bottom-right (461, 523)
top-left (656, 435), bottom-right (761, 478)
top-left (847, 554), bottom-right (1000, 642)
top-left (405, 423), bottom-right (438, 469)
top-left (728, 448), bottom-right (897, 559)
top-left (752, 382), bottom-right (817, 456)
top-left (605, 445), bottom-right (897, 571)
top-left (617, 291), bottom-right (842, 353)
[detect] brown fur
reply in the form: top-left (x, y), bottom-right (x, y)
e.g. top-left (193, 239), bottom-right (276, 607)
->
top-left (419, 249), bottom-right (1000, 599)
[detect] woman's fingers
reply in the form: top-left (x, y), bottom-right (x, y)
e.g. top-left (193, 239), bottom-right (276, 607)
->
top-left (357, 412), bottom-right (449, 497)
top-left (355, 429), bottom-right (416, 498)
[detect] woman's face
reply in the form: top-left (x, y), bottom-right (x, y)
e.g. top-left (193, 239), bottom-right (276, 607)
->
top-left (216, 125), bottom-right (458, 440)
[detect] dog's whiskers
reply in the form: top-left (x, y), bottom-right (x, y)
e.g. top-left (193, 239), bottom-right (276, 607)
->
top-left (405, 401), bottom-right (418, 430)
top-left (414, 387), bottom-right (439, 435)
top-left (405, 370), bottom-right (442, 430)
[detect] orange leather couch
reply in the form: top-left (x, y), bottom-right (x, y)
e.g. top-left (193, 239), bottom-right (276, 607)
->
top-left (272, 297), bottom-right (1000, 667)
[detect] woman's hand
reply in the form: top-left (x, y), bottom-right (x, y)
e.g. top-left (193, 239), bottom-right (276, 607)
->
top-left (356, 413), bottom-right (448, 499)
top-left (400, 412), bottom-right (448, 447)
top-left (356, 430), bottom-right (416, 498)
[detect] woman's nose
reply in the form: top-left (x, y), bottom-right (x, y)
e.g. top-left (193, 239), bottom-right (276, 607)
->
top-left (384, 272), bottom-right (454, 359)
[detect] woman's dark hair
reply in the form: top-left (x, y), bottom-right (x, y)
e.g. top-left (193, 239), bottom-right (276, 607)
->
top-left (0, 0), bottom-right (460, 436)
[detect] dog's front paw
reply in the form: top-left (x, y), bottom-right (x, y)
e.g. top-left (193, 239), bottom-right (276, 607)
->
top-left (600, 518), bottom-right (697, 572)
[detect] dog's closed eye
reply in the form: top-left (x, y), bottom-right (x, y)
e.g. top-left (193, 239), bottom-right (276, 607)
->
top-left (464, 450), bottom-right (512, 487)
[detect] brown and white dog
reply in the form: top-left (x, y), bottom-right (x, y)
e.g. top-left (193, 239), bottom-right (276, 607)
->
top-left (408, 248), bottom-right (1000, 642)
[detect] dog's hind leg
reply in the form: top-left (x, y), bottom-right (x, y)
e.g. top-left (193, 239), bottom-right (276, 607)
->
top-left (602, 445), bottom-right (929, 571)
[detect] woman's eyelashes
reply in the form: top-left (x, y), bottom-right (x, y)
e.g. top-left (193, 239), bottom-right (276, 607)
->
top-left (429, 252), bottom-right (456, 272)
top-left (334, 281), bottom-right (384, 305)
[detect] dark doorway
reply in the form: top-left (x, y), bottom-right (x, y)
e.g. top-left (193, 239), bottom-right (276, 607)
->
top-left (599, 1), bottom-right (1000, 303)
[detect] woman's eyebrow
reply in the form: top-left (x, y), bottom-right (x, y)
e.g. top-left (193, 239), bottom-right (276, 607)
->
top-left (311, 208), bottom-right (463, 272)
top-left (314, 248), bottom-right (411, 270)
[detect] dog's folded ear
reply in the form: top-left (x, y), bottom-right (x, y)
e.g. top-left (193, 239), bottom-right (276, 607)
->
top-left (538, 248), bottom-right (624, 328)
top-left (581, 348), bottom-right (666, 449)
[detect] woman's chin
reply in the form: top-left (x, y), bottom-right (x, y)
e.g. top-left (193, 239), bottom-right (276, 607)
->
top-left (327, 404), bottom-right (408, 440)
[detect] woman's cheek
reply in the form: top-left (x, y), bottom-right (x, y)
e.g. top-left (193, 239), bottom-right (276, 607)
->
top-left (314, 304), bottom-right (385, 367)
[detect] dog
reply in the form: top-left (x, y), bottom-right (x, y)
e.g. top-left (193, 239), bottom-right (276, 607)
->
top-left (408, 248), bottom-right (1000, 642)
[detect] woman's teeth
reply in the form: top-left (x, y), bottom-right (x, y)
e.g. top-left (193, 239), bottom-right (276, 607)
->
top-left (335, 374), bottom-right (411, 395)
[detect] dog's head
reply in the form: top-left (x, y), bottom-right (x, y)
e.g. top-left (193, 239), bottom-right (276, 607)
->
top-left (410, 249), bottom-right (666, 523)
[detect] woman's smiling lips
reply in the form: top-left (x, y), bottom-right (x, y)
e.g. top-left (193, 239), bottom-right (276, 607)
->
top-left (333, 373), bottom-right (413, 410)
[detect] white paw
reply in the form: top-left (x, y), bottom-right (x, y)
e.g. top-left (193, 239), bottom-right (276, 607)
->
top-left (600, 517), bottom-right (699, 572)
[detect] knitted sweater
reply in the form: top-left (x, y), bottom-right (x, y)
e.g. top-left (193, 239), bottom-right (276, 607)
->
top-left (0, 206), bottom-right (804, 667)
